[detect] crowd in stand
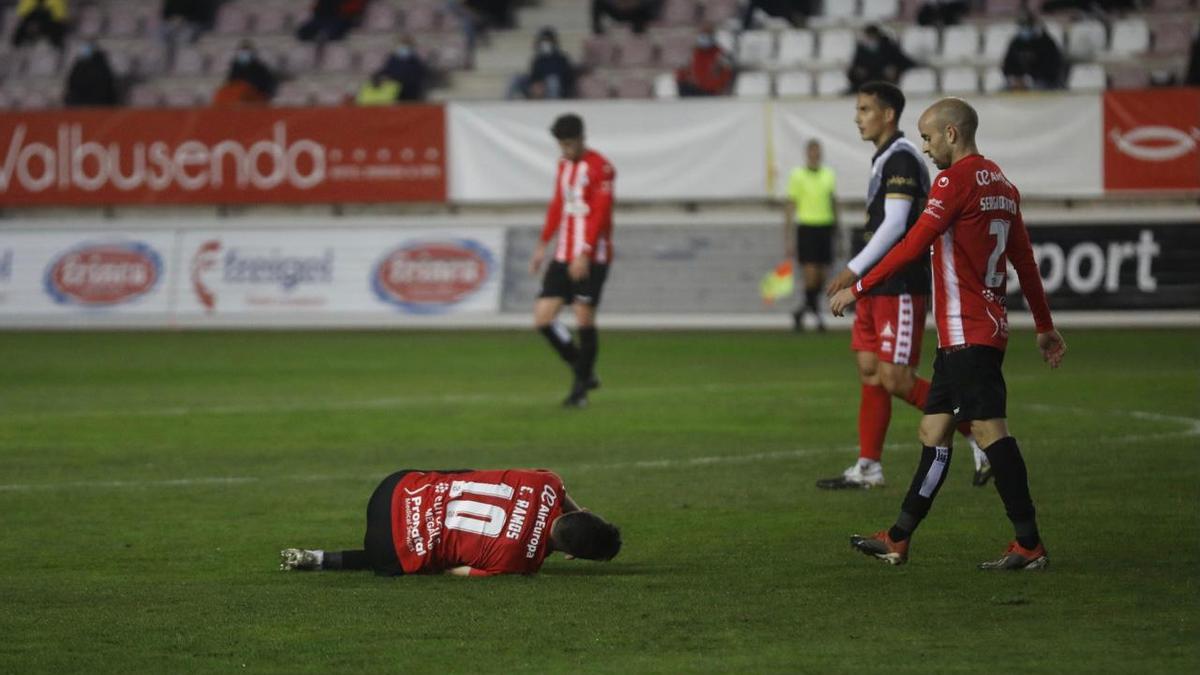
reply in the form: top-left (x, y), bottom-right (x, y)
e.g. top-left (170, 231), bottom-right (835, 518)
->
top-left (0, 0), bottom-right (1197, 109)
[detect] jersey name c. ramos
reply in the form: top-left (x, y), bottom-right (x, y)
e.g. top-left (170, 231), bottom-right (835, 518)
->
top-left (541, 149), bottom-right (615, 264)
top-left (391, 469), bottom-right (565, 576)
top-left (853, 154), bottom-right (1054, 350)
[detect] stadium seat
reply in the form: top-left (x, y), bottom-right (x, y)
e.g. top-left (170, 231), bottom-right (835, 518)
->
top-left (616, 34), bottom-right (656, 67)
top-left (702, 0), bottom-right (741, 24)
top-left (214, 4), bottom-right (251, 36)
top-left (658, 32), bottom-right (696, 68)
top-left (657, 0), bottom-right (699, 26)
top-left (15, 89), bottom-right (54, 110)
top-left (24, 44), bottom-right (60, 79)
top-left (273, 81), bottom-right (314, 107)
top-left (775, 70), bottom-right (814, 97)
top-left (255, 6), bottom-right (291, 35)
top-left (615, 75), bottom-right (654, 98)
top-left (429, 34), bottom-right (470, 70)
top-left (283, 44), bottom-right (319, 76)
top-left (172, 47), bottom-right (208, 77)
top-left (127, 41), bottom-right (169, 78)
top-left (363, 2), bottom-right (398, 33)
top-left (1107, 66), bottom-right (1150, 90)
top-left (402, 2), bottom-right (442, 32)
top-left (653, 72), bottom-right (678, 98)
top-left (940, 66), bottom-right (978, 94)
top-left (1066, 19), bottom-right (1108, 61)
top-left (901, 25), bottom-right (939, 62)
top-left (815, 69), bottom-right (849, 96)
top-left (981, 66), bottom-right (1006, 93)
top-left (737, 30), bottom-right (775, 68)
top-left (897, 0), bottom-right (923, 21)
top-left (814, 28), bottom-right (857, 67)
top-left (715, 28), bottom-right (737, 54)
top-left (1106, 18), bottom-right (1150, 58)
top-left (108, 5), bottom-right (150, 39)
top-left (899, 66), bottom-right (937, 94)
top-left (582, 35), bottom-right (618, 67)
top-left (128, 83), bottom-right (163, 107)
top-left (319, 43), bottom-right (356, 73)
top-left (1149, 19), bottom-right (1193, 55)
top-left (734, 71), bottom-right (771, 97)
top-left (577, 74), bottom-right (612, 99)
top-left (983, 0), bottom-right (1023, 16)
top-left (314, 86), bottom-right (352, 106)
top-left (163, 87), bottom-right (205, 108)
top-left (1067, 63), bottom-right (1107, 91)
top-left (776, 29), bottom-right (815, 67)
top-left (357, 45), bottom-right (394, 76)
top-left (815, 0), bottom-right (858, 25)
top-left (940, 24), bottom-right (980, 63)
top-left (75, 6), bottom-right (105, 39)
top-left (981, 22), bottom-right (1018, 65)
top-left (860, 0), bottom-right (900, 22)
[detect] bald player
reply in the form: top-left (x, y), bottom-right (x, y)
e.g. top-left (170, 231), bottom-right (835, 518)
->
top-left (830, 97), bottom-right (1067, 570)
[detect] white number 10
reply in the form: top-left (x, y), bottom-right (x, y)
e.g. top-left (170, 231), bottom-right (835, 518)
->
top-left (444, 480), bottom-right (514, 538)
top-left (985, 219), bottom-right (1010, 288)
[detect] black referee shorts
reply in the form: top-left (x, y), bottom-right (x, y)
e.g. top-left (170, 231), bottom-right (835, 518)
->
top-left (924, 345), bottom-right (1008, 422)
top-left (795, 225), bottom-right (833, 265)
top-left (539, 260), bottom-right (610, 308)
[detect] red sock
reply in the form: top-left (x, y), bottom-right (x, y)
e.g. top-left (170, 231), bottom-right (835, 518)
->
top-left (859, 384), bottom-right (892, 461)
top-left (902, 377), bottom-right (931, 410)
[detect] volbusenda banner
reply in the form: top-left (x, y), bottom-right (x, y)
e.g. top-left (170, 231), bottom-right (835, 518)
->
top-left (0, 225), bottom-right (503, 324)
top-left (0, 106), bottom-right (446, 206)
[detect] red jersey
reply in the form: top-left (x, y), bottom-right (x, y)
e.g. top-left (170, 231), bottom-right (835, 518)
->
top-left (391, 469), bottom-right (565, 576)
top-left (853, 154), bottom-right (1054, 350)
top-left (541, 149), bottom-right (615, 264)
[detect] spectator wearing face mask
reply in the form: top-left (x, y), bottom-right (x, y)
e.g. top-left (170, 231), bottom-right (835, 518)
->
top-left (1002, 10), bottom-right (1064, 90)
top-left (847, 25), bottom-right (914, 92)
top-left (675, 24), bottom-right (734, 97)
top-left (507, 28), bottom-right (577, 100)
top-left (64, 40), bottom-right (119, 106)
top-left (215, 40), bottom-right (277, 104)
top-left (378, 35), bottom-right (428, 101)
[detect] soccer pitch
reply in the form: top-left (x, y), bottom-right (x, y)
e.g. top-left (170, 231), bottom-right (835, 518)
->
top-left (1, 328), bottom-right (1196, 673)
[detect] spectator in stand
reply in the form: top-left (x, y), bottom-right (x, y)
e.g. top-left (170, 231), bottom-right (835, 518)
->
top-left (916, 0), bottom-right (968, 27)
top-left (443, 1), bottom-right (514, 55)
top-left (508, 27), bottom-right (577, 100)
top-left (847, 25), bottom-right (914, 92)
top-left (741, 0), bottom-right (814, 30)
top-left (63, 40), bottom-right (118, 106)
top-left (356, 72), bottom-right (400, 106)
top-left (296, 0), bottom-right (366, 43)
top-left (592, 0), bottom-right (661, 35)
top-left (675, 22), bottom-right (734, 97)
top-left (11, 0), bottom-right (68, 49)
top-left (377, 35), bottom-right (429, 101)
top-left (1003, 10), bottom-right (1064, 90)
top-left (1186, 27), bottom-right (1199, 86)
top-left (214, 40), bottom-right (277, 104)
top-left (160, 0), bottom-right (217, 48)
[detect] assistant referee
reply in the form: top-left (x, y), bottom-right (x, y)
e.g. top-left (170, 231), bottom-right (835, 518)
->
top-left (784, 139), bottom-right (838, 332)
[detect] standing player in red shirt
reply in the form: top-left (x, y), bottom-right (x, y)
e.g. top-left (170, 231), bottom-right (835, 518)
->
top-left (529, 114), bottom-right (617, 408)
top-left (280, 468), bottom-right (621, 576)
top-left (830, 98), bottom-right (1066, 570)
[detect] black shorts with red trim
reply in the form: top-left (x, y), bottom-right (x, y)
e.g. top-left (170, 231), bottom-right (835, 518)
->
top-left (539, 261), bottom-right (610, 308)
top-left (924, 345), bottom-right (1008, 422)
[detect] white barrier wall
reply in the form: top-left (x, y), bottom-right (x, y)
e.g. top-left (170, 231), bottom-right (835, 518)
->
top-left (448, 95), bottom-right (1105, 203)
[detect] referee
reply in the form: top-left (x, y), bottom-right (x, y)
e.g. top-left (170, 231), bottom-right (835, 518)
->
top-left (783, 139), bottom-right (838, 332)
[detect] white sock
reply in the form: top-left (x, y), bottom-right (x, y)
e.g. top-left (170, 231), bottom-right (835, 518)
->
top-left (968, 438), bottom-right (988, 470)
top-left (312, 549), bottom-right (325, 568)
top-left (856, 458), bottom-right (880, 471)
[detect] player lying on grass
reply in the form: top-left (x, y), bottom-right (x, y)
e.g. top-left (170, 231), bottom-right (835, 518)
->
top-left (281, 468), bottom-right (621, 576)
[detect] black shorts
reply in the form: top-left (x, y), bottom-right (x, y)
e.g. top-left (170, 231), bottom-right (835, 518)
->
top-left (795, 225), bottom-right (833, 265)
top-left (363, 470), bottom-right (409, 576)
top-left (924, 345), bottom-right (1008, 422)
top-left (539, 260), bottom-right (609, 307)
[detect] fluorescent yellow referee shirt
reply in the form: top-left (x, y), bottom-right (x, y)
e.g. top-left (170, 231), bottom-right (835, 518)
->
top-left (787, 166), bottom-right (837, 227)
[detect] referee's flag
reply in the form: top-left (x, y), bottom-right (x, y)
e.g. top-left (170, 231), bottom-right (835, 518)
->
top-left (760, 260), bottom-right (794, 306)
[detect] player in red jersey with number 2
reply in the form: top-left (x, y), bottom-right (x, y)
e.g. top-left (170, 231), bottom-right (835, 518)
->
top-left (280, 468), bottom-right (621, 576)
top-left (830, 98), bottom-right (1066, 570)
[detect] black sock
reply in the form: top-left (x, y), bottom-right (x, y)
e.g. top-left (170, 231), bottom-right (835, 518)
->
top-left (324, 550), bottom-right (369, 571)
top-left (804, 287), bottom-right (820, 319)
top-left (891, 445), bottom-right (953, 541)
top-left (984, 436), bottom-right (1040, 549)
top-left (539, 324), bottom-right (578, 367)
top-left (575, 326), bottom-right (598, 383)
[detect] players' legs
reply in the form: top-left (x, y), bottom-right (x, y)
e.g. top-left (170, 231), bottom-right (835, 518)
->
top-left (972, 418), bottom-right (1041, 551)
top-left (855, 350), bottom-right (892, 467)
top-left (535, 296), bottom-right (577, 368)
top-left (800, 263), bottom-right (828, 330)
top-left (883, 412), bottom-right (957, 542)
top-left (572, 301), bottom-right (599, 386)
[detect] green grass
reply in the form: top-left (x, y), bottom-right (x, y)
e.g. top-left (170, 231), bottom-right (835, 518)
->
top-left (1, 328), bottom-right (1197, 673)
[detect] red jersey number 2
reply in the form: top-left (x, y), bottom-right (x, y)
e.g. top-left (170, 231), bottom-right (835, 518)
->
top-left (985, 219), bottom-right (1010, 289)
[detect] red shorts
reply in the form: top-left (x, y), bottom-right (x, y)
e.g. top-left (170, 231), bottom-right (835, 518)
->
top-left (850, 293), bottom-right (928, 367)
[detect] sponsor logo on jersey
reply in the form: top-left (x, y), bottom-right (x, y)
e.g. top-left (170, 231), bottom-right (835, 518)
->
top-left (886, 175), bottom-right (916, 187)
top-left (44, 242), bottom-right (161, 306)
top-left (975, 169), bottom-right (1012, 187)
top-left (1109, 125), bottom-right (1200, 162)
top-left (372, 239), bottom-right (492, 313)
top-left (923, 197), bottom-right (946, 219)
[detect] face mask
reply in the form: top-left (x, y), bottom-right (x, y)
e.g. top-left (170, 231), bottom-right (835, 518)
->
top-left (538, 41), bottom-right (555, 55)
top-left (394, 46), bottom-right (412, 59)
top-left (235, 50), bottom-right (252, 64)
top-left (1018, 27), bottom-right (1035, 39)
top-left (79, 44), bottom-right (94, 58)
top-left (862, 38), bottom-right (879, 52)
top-left (695, 34), bottom-right (714, 49)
